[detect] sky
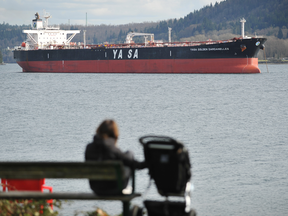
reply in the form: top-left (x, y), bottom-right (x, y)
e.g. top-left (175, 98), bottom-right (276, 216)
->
top-left (0, 0), bottom-right (225, 26)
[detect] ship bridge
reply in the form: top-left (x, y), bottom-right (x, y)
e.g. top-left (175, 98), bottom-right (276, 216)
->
top-left (21, 11), bottom-right (80, 50)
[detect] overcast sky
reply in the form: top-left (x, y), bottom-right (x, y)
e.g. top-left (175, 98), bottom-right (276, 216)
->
top-left (0, 0), bottom-right (225, 26)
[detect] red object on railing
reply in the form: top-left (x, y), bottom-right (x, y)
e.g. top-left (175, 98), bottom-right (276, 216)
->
top-left (1, 178), bottom-right (53, 209)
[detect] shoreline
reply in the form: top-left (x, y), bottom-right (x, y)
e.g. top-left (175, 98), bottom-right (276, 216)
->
top-left (259, 60), bottom-right (288, 64)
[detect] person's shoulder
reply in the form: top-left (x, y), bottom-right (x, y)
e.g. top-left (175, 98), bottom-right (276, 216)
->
top-left (85, 142), bottom-right (94, 153)
top-left (87, 135), bottom-right (102, 146)
top-left (86, 142), bottom-right (93, 148)
top-left (104, 138), bottom-right (117, 147)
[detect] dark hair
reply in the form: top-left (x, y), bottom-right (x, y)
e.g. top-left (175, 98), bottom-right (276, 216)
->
top-left (96, 119), bottom-right (119, 140)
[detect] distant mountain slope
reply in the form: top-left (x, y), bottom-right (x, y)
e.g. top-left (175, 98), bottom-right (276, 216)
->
top-left (144, 0), bottom-right (288, 40)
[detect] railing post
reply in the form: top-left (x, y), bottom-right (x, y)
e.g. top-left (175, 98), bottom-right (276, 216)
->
top-left (123, 201), bottom-right (130, 216)
top-left (132, 168), bottom-right (135, 193)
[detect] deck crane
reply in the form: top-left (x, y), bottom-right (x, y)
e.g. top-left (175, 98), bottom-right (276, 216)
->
top-left (125, 32), bottom-right (154, 46)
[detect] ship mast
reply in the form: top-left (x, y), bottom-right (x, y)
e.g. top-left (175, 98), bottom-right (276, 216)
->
top-left (240, 18), bottom-right (246, 38)
top-left (168, 27), bottom-right (172, 43)
top-left (43, 10), bottom-right (51, 29)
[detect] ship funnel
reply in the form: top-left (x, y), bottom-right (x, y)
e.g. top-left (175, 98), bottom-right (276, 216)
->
top-left (32, 12), bottom-right (43, 30)
top-left (240, 18), bottom-right (246, 38)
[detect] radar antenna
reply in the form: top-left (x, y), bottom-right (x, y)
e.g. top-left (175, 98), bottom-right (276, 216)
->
top-left (43, 10), bottom-right (52, 28)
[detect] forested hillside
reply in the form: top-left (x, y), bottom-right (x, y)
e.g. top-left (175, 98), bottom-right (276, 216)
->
top-left (1, 0), bottom-right (288, 63)
top-left (0, 23), bottom-right (28, 62)
top-left (145, 0), bottom-right (288, 40)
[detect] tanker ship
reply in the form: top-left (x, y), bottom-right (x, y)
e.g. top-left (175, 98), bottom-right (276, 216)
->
top-left (13, 12), bottom-right (266, 73)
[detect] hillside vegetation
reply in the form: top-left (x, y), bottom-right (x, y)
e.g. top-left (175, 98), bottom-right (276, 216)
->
top-left (0, 49), bottom-right (3, 64)
top-left (147, 0), bottom-right (288, 40)
top-left (1, 0), bottom-right (288, 62)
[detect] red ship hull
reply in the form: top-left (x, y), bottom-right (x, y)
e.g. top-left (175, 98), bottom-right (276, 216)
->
top-left (18, 58), bottom-right (260, 73)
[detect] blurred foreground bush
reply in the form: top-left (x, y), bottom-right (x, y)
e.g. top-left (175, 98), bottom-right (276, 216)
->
top-left (0, 199), bottom-right (119, 216)
top-left (0, 199), bottom-right (62, 216)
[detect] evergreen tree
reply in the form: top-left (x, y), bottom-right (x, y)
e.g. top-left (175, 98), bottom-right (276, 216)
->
top-left (93, 35), bottom-right (98, 44)
top-left (277, 28), bottom-right (283, 39)
top-left (0, 49), bottom-right (3, 63)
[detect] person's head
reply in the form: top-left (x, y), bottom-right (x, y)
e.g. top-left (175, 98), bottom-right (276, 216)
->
top-left (96, 119), bottom-right (119, 142)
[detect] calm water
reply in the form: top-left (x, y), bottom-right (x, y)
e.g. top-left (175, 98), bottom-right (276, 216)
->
top-left (0, 64), bottom-right (287, 216)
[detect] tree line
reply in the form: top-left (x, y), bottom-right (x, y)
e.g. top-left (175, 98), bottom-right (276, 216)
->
top-left (0, 49), bottom-right (3, 63)
top-left (0, 22), bottom-right (28, 62)
top-left (144, 0), bottom-right (288, 40)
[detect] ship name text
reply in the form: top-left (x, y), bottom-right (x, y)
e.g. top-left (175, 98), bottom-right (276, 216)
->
top-left (113, 49), bottom-right (138, 59)
top-left (190, 47), bottom-right (229, 51)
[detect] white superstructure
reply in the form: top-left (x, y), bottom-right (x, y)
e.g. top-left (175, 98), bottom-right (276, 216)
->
top-left (21, 12), bottom-right (80, 50)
